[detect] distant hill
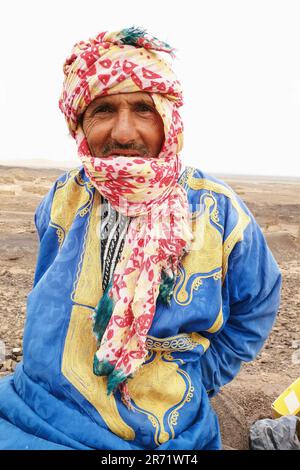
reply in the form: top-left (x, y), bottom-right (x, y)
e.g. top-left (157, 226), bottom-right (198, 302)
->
top-left (0, 159), bottom-right (298, 182)
top-left (0, 158), bottom-right (79, 171)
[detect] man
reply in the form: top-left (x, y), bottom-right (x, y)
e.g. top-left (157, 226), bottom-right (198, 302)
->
top-left (0, 27), bottom-right (281, 450)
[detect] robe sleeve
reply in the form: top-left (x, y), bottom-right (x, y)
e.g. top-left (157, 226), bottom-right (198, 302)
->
top-left (32, 180), bottom-right (58, 287)
top-left (200, 204), bottom-right (282, 397)
top-left (34, 185), bottom-right (56, 242)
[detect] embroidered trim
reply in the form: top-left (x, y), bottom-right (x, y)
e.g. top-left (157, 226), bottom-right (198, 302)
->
top-left (146, 332), bottom-right (210, 352)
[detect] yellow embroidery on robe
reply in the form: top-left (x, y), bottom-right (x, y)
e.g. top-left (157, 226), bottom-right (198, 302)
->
top-left (127, 352), bottom-right (193, 445)
top-left (61, 190), bottom-right (134, 439)
top-left (50, 169), bottom-right (94, 247)
top-left (174, 171), bottom-right (250, 320)
top-left (186, 174), bottom-right (251, 280)
top-left (62, 304), bottom-right (135, 440)
top-left (174, 191), bottom-right (223, 307)
top-left (205, 307), bottom-right (223, 333)
top-left (72, 190), bottom-right (102, 307)
top-left (146, 332), bottom-right (210, 352)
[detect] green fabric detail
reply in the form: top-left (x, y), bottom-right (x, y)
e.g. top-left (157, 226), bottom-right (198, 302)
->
top-left (107, 369), bottom-right (127, 395)
top-left (92, 267), bottom-right (175, 385)
top-left (157, 269), bottom-right (176, 306)
top-left (93, 269), bottom-right (175, 347)
top-left (118, 26), bottom-right (172, 51)
top-left (92, 280), bottom-right (114, 344)
top-left (93, 356), bottom-right (115, 377)
top-left (119, 26), bottom-right (148, 47)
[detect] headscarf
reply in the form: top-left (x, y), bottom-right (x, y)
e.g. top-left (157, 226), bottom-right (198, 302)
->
top-left (59, 27), bottom-right (193, 406)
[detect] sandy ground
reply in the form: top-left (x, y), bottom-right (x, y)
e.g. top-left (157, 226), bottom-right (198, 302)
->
top-left (0, 164), bottom-right (299, 449)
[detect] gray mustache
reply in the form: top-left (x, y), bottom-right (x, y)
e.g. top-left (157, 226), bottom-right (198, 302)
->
top-left (102, 141), bottom-right (148, 155)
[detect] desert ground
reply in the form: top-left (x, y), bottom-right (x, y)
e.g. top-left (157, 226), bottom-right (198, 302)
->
top-left (0, 164), bottom-right (299, 449)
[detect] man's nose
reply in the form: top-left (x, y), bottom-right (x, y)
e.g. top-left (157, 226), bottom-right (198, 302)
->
top-left (110, 110), bottom-right (139, 145)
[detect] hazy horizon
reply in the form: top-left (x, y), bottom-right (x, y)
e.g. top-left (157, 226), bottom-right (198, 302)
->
top-left (1, 157), bottom-right (300, 181)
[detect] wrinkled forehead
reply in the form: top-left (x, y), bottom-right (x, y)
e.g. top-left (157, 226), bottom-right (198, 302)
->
top-left (86, 91), bottom-right (155, 110)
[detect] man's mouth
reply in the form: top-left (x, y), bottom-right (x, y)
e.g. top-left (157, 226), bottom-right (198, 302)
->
top-left (106, 150), bottom-right (143, 157)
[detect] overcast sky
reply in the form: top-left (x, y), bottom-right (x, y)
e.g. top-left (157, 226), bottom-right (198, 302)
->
top-left (0, 0), bottom-right (299, 176)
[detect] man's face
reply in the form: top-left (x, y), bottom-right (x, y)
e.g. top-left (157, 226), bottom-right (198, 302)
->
top-left (82, 92), bottom-right (165, 158)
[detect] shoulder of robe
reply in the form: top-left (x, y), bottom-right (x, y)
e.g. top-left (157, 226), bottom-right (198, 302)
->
top-left (179, 166), bottom-right (252, 263)
top-left (51, 165), bottom-right (94, 210)
top-left (49, 165), bottom-right (96, 245)
top-left (179, 166), bottom-right (246, 209)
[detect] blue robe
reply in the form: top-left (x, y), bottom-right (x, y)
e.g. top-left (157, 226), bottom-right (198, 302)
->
top-left (0, 166), bottom-right (281, 450)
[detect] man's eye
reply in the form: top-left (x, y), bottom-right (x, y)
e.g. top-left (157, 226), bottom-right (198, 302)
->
top-left (94, 105), bottom-right (114, 114)
top-left (136, 104), bottom-right (154, 113)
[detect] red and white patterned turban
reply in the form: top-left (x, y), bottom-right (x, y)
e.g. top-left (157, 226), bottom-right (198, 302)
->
top-left (59, 27), bottom-right (184, 144)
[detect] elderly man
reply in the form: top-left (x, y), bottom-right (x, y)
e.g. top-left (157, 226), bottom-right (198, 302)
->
top-left (0, 27), bottom-right (281, 450)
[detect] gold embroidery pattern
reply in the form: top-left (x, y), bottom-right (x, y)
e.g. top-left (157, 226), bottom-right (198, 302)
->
top-left (50, 168), bottom-right (94, 247)
top-left (178, 166), bottom-right (195, 187)
top-left (186, 172), bottom-right (251, 281)
top-left (174, 168), bottom-right (251, 334)
top-left (49, 223), bottom-right (65, 247)
top-left (146, 332), bottom-right (210, 353)
top-left (71, 191), bottom-right (102, 307)
top-left (127, 352), bottom-right (194, 446)
top-left (205, 307), bottom-right (223, 334)
top-left (61, 188), bottom-right (135, 440)
top-left (174, 190), bottom-right (223, 307)
top-left (75, 173), bottom-right (95, 217)
top-left (61, 305), bottom-right (135, 440)
top-left (56, 168), bottom-right (78, 189)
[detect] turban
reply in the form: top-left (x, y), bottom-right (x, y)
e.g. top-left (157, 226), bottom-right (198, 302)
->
top-left (59, 27), bottom-right (193, 407)
top-left (59, 27), bottom-right (183, 138)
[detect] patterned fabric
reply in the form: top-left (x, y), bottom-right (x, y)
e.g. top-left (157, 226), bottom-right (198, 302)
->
top-left (59, 28), bottom-right (193, 396)
top-left (83, 153), bottom-right (193, 398)
top-left (59, 27), bottom-right (183, 137)
top-left (100, 195), bottom-right (130, 293)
